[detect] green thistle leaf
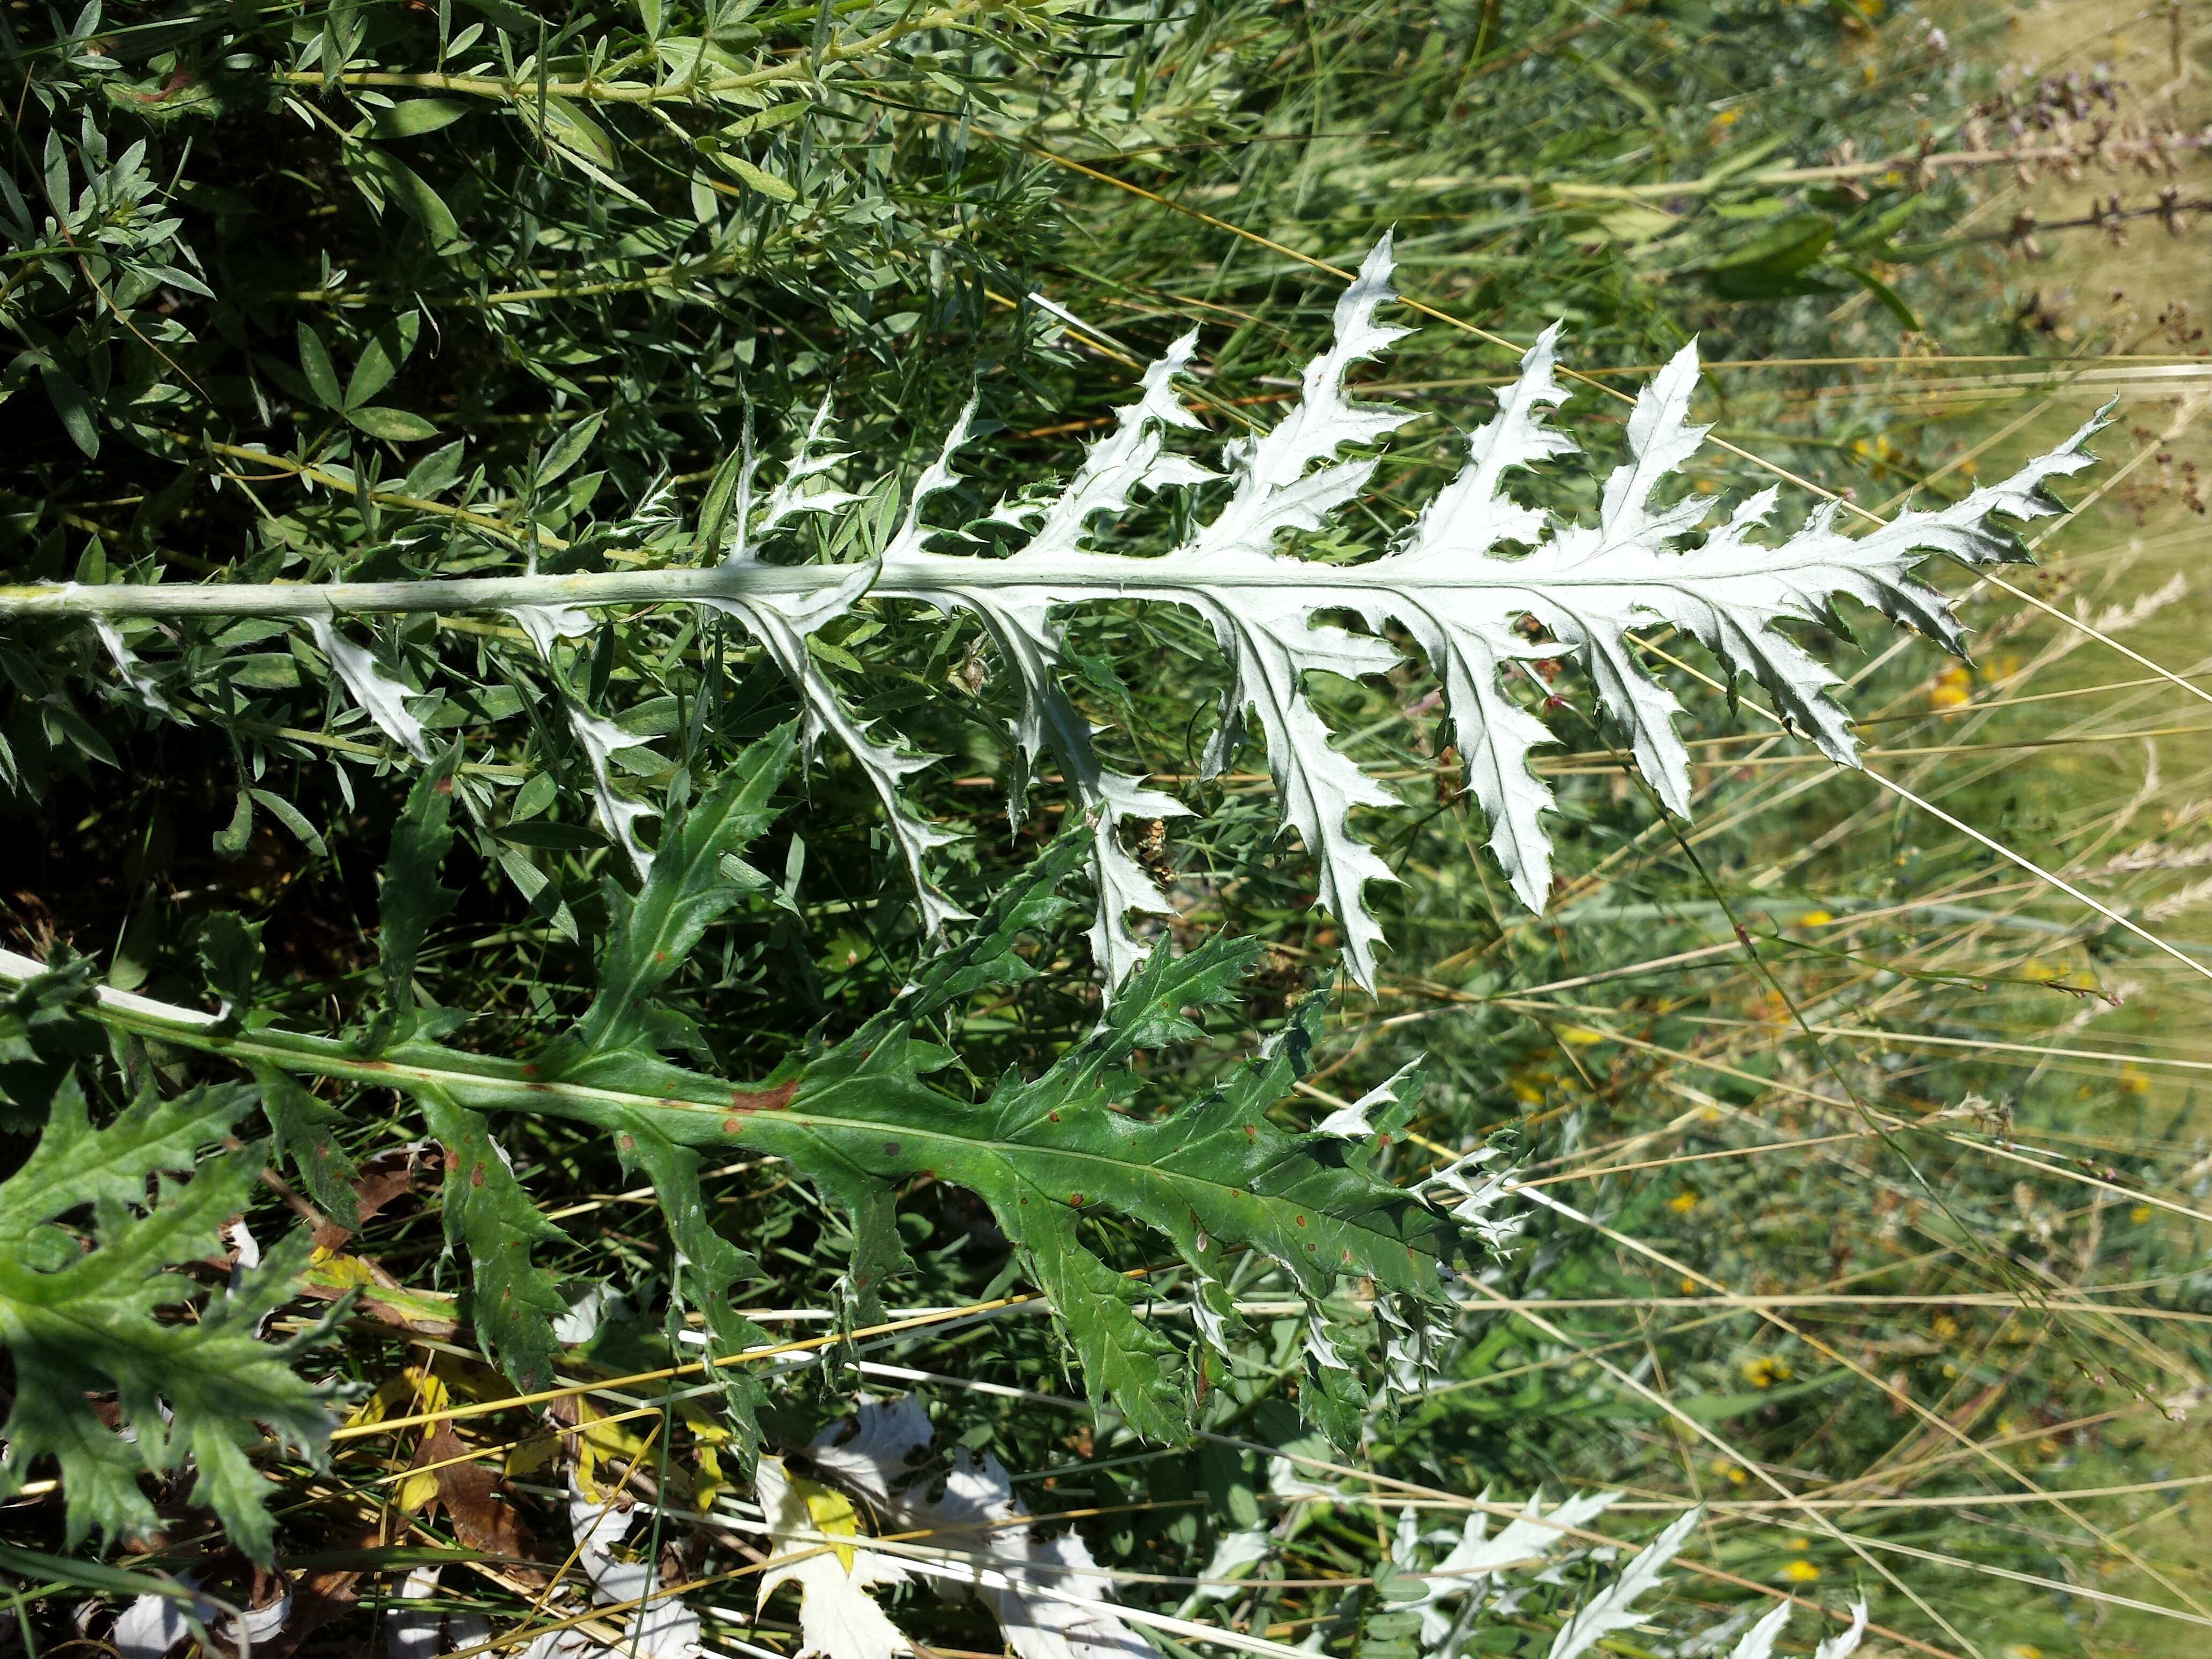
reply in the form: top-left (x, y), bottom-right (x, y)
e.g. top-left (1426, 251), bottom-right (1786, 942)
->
top-left (0, 991), bottom-right (331, 1560)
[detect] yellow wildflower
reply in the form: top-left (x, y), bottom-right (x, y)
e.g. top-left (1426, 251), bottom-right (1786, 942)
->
top-left (1742, 1355), bottom-right (1793, 1389)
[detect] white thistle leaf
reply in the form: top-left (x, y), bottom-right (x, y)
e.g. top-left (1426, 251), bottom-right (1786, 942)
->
top-left (95, 619), bottom-right (174, 714)
top-left (1399, 1489), bottom-right (1620, 1647)
top-left (756, 1456), bottom-right (913, 1659)
top-left (1724, 1600), bottom-right (1792, 1659)
top-left (1312, 1057), bottom-right (1422, 1138)
top-left (507, 603), bottom-right (595, 659)
top-left (757, 399), bottom-right (862, 541)
top-left (516, 1478), bottom-right (702, 1659)
top-left (505, 603), bottom-right (664, 888)
top-left (804, 1392), bottom-right (935, 1507)
top-left (1303, 1311), bottom-right (1352, 1369)
top-left (115, 1589), bottom-right (211, 1659)
top-left (1267, 1455), bottom-right (1342, 1502)
top-left (700, 575), bottom-right (968, 938)
top-left (1416, 1147), bottom-right (1524, 1250)
top-left (706, 423), bottom-right (967, 936)
top-left (564, 703), bottom-right (660, 883)
top-left (1186, 235), bottom-right (1416, 563)
top-left (66, 242), bottom-right (2106, 1000)
top-left (802, 1397), bottom-right (1154, 1659)
top-left (386, 1566), bottom-right (490, 1659)
top-left (1373, 1291), bottom-right (1452, 1396)
top-left (1545, 1506), bottom-right (1699, 1659)
top-left (884, 352), bottom-right (1207, 980)
top-left (1188, 1275), bottom-right (1236, 1356)
top-left (308, 616), bottom-right (429, 760)
top-left (1812, 1599), bottom-right (1869, 1659)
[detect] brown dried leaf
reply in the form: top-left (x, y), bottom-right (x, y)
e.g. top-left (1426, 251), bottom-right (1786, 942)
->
top-left (425, 1426), bottom-right (537, 1567)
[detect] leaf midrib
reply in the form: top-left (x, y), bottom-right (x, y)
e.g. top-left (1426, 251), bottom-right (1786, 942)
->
top-left (73, 1005), bottom-right (1431, 1259)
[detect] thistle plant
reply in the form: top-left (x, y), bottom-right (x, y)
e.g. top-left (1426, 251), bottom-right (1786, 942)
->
top-left (0, 224), bottom-right (2103, 1579)
top-left (4, 1), bottom-right (2203, 1656)
top-left (3, 238), bottom-right (2106, 988)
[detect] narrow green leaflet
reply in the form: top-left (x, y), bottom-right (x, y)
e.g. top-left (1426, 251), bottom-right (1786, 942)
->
top-left (372, 742), bottom-right (464, 1047)
top-left (255, 1064), bottom-right (361, 1228)
top-left (558, 728), bottom-right (789, 1067)
top-left (419, 1088), bottom-right (572, 1394)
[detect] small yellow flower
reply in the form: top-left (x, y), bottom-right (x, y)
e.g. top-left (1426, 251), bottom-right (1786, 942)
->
top-left (1930, 663), bottom-right (1972, 709)
top-left (1796, 910), bottom-right (1833, 928)
top-left (1669, 1190), bottom-right (1700, 1213)
top-left (1715, 109), bottom-right (1741, 126)
top-left (1558, 1026), bottom-right (1604, 1047)
top-left (2131, 1205), bottom-right (2154, 1223)
top-left (1742, 1356), bottom-right (1793, 1389)
top-left (1727, 1464), bottom-right (1748, 1485)
top-left (1782, 1559), bottom-right (1821, 1583)
top-left (1931, 1313), bottom-right (1959, 1340)
top-left (2001, 1646), bottom-right (2043, 1659)
top-left (1680, 1277), bottom-right (1700, 1295)
top-left (2120, 1064), bottom-right (2151, 1096)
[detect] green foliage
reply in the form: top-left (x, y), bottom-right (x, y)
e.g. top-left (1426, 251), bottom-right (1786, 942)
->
top-left (18, 727), bottom-right (1467, 1459)
top-left (2, 0), bottom-right (2204, 1653)
top-left (0, 965), bottom-right (331, 1563)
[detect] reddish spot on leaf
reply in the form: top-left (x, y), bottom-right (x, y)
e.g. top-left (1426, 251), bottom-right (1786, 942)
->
top-left (726, 1080), bottom-right (797, 1114)
top-left (1068, 1192), bottom-right (1084, 1206)
top-left (469, 1165), bottom-right (485, 1188)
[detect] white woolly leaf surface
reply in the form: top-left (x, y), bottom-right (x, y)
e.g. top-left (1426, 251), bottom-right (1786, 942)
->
top-left (1546, 1507), bottom-right (1700, 1659)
